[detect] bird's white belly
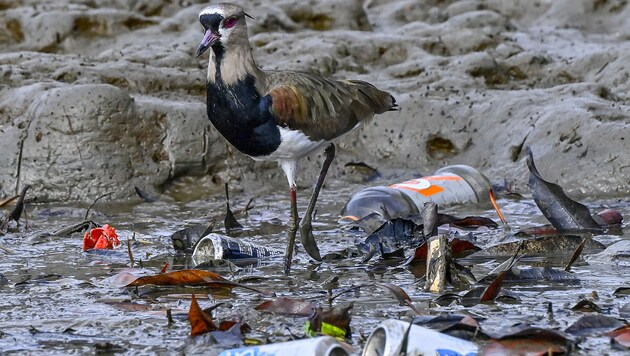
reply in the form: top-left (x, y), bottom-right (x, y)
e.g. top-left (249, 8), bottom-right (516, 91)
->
top-left (260, 127), bottom-right (326, 161)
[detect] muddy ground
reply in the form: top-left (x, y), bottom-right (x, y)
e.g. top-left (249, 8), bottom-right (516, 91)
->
top-left (0, 1), bottom-right (629, 355)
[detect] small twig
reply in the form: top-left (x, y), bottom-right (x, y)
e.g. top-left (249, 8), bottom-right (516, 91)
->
top-left (127, 233), bottom-right (135, 267)
top-left (166, 309), bottom-right (174, 327)
top-left (84, 192), bottom-right (113, 221)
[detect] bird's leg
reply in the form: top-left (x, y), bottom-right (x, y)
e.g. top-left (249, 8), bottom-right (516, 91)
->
top-left (284, 184), bottom-right (299, 274)
top-left (299, 143), bottom-right (336, 262)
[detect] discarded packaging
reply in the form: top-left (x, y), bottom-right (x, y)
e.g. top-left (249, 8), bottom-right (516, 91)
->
top-left (83, 224), bottom-right (120, 251)
top-left (192, 233), bottom-right (283, 263)
top-left (341, 165), bottom-right (491, 221)
top-left (219, 336), bottom-right (349, 356)
top-left (362, 319), bottom-right (478, 356)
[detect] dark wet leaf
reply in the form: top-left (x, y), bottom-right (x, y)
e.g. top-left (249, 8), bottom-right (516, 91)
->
top-left (1, 185), bottom-right (30, 232)
top-left (414, 238), bottom-right (480, 260)
top-left (412, 314), bottom-right (485, 341)
top-left (125, 269), bottom-right (229, 287)
top-left (358, 218), bottom-right (424, 257)
top-left (480, 271), bottom-right (507, 302)
top-left (224, 183), bottom-right (242, 231)
top-left (306, 303), bottom-right (353, 338)
top-left (565, 315), bottom-right (625, 336)
top-left (480, 266), bottom-right (578, 284)
top-left (433, 293), bottom-right (461, 306)
top-left (614, 287), bottom-right (630, 297)
top-left (606, 325), bottom-right (630, 349)
top-left (217, 320), bottom-right (251, 334)
top-left (526, 147), bottom-right (601, 232)
top-left (170, 223), bottom-right (214, 254)
top-left (134, 186), bottom-right (158, 203)
top-left (438, 214), bottom-right (499, 230)
top-left (483, 325), bottom-right (574, 355)
top-left (353, 212), bottom-right (389, 235)
top-left (571, 299), bottom-right (602, 313)
top-left (123, 269), bottom-right (272, 295)
top-left (189, 294), bottom-right (217, 336)
top-left (254, 297), bottom-right (316, 317)
top-left (375, 282), bottom-right (420, 314)
top-left (482, 339), bottom-right (568, 355)
top-left (564, 237), bottom-right (587, 271)
top-left (94, 342), bottom-right (126, 354)
top-left (421, 202), bottom-right (438, 237)
top-left (475, 235), bottom-right (604, 257)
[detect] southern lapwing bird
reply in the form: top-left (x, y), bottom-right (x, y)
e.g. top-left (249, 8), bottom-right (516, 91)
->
top-left (196, 3), bottom-right (397, 272)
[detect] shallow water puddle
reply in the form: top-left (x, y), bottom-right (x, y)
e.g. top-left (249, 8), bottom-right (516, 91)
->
top-left (0, 180), bottom-right (628, 354)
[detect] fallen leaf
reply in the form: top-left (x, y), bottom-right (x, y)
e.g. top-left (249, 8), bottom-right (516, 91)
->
top-left (479, 271), bottom-right (507, 302)
top-left (605, 325), bottom-right (630, 349)
top-left (565, 315), bottom-right (625, 336)
top-left (134, 186), bottom-right (159, 203)
top-left (224, 183), bottom-right (243, 231)
top-left (526, 147), bottom-right (601, 232)
top-left (189, 294), bottom-right (217, 336)
top-left (375, 282), bottom-right (420, 314)
top-left (571, 299), bottom-right (602, 313)
top-left (254, 297), bottom-right (316, 317)
top-left (305, 303), bottom-right (353, 338)
top-left (483, 325), bottom-right (574, 355)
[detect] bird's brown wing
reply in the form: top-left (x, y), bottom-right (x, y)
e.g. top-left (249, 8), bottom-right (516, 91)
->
top-left (264, 71), bottom-right (395, 141)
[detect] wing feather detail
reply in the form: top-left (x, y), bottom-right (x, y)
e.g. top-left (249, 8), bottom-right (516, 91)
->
top-left (265, 71), bottom-right (395, 141)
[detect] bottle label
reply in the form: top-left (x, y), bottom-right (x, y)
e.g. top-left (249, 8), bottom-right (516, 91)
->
top-left (390, 175), bottom-right (463, 196)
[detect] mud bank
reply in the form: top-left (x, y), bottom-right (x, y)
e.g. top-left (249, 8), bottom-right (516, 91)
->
top-left (1, 0), bottom-right (629, 201)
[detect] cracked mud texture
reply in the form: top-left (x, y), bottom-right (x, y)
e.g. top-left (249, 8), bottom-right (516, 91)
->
top-left (0, 0), bottom-right (629, 201)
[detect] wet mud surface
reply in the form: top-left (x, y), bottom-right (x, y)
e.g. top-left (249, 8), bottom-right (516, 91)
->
top-left (0, 179), bottom-right (628, 354)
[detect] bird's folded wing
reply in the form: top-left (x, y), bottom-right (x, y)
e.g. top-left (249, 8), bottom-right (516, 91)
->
top-left (264, 71), bottom-right (394, 141)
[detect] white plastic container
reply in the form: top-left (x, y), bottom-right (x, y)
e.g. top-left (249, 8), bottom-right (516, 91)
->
top-left (362, 319), bottom-right (478, 356)
top-left (341, 165), bottom-right (491, 221)
top-left (219, 336), bottom-right (350, 356)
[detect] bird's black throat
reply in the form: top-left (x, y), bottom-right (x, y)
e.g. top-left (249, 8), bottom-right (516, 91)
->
top-left (206, 57), bottom-right (280, 157)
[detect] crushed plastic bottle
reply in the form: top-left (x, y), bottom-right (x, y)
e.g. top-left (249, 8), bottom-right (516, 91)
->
top-left (192, 233), bottom-right (283, 264)
top-left (363, 319), bottom-right (478, 356)
top-left (341, 165), bottom-right (491, 222)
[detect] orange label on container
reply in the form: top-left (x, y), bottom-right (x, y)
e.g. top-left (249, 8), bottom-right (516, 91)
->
top-left (390, 177), bottom-right (446, 196)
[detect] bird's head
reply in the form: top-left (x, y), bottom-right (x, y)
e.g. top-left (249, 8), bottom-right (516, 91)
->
top-left (196, 3), bottom-right (250, 58)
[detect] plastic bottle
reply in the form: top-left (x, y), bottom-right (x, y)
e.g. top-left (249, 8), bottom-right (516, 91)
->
top-left (192, 233), bottom-right (283, 264)
top-left (362, 319), bottom-right (478, 356)
top-left (341, 165), bottom-right (491, 222)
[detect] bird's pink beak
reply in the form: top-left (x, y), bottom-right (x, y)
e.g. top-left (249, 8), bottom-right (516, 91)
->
top-left (196, 29), bottom-right (220, 57)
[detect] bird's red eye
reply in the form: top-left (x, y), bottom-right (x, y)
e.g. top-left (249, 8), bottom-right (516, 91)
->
top-left (223, 17), bottom-right (237, 28)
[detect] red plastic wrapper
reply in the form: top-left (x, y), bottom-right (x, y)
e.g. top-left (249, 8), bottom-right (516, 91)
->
top-left (83, 224), bottom-right (120, 251)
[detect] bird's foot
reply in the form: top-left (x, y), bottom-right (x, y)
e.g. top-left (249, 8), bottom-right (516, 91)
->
top-left (299, 215), bottom-right (322, 261)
